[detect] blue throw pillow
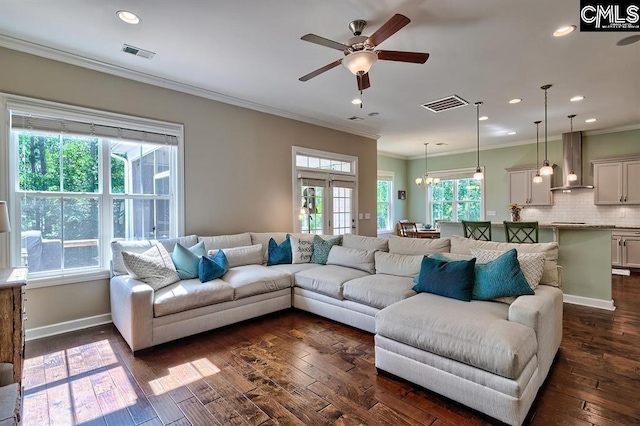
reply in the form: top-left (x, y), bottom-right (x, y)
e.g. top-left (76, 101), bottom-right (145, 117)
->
top-left (171, 241), bottom-right (206, 279)
top-left (413, 256), bottom-right (475, 302)
top-left (199, 250), bottom-right (229, 283)
top-left (473, 249), bottom-right (535, 300)
top-left (310, 235), bottom-right (342, 264)
top-left (267, 237), bottom-right (292, 266)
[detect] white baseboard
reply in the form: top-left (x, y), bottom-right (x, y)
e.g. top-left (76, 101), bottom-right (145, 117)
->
top-left (563, 294), bottom-right (616, 311)
top-left (25, 313), bottom-right (112, 341)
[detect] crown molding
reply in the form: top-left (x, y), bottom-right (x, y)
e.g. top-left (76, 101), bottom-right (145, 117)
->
top-left (0, 34), bottom-right (380, 141)
top-left (377, 151), bottom-right (409, 160)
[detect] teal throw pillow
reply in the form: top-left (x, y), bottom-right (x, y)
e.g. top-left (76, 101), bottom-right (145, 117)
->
top-left (310, 235), bottom-right (342, 265)
top-left (171, 241), bottom-right (206, 279)
top-left (199, 250), bottom-right (229, 283)
top-left (413, 256), bottom-right (475, 302)
top-left (267, 237), bottom-right (292, 266)
top-left (473, 249), bottom-right (535, 300)
top-left (412, 252), bottom-right (456, 284)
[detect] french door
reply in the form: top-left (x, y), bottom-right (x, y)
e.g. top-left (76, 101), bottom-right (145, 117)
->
top-left (298, 179), bottom-right (355, 235)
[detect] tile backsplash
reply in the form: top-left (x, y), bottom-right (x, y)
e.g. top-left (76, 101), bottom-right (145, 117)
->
top-left (521, 190), bottom-right (640, 228)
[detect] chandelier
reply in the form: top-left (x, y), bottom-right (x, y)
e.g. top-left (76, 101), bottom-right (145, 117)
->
top-left (415, 143), bottom-right (440, 187)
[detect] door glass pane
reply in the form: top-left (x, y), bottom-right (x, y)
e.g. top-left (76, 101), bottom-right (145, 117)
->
top-left (301, 186), bottom-right (323, 234)
top-left (332, 186), bottom-right (353, 235)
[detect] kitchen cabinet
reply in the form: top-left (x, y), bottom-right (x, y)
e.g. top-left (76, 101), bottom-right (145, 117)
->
top-left (507, 168), bottom-right (553, 206)
top-left (612, 230), bottom-right (640, 268)
top-left (593, 158), bottom-right (640, 205)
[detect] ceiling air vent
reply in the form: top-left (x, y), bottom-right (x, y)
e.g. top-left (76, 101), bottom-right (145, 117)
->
top-left (421, 95), bottom-right (469, 113)
top-left (347, 116), bottom-right (364, 121)
top-left (122, 44), bottom-right (156, 59)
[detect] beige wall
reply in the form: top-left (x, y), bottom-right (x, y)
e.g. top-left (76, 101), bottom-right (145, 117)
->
top-left (0, 47), bottom-right (377, 329)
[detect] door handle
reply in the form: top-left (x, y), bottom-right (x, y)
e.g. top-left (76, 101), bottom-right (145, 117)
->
top-left (620, 196), bottom-right (623, 202)
top-left (623, 239), bottom-right (627, 246)
top-left (624, 195), bottom-right (627, 202)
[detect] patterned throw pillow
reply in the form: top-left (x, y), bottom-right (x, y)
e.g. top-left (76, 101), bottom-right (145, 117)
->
top-left (171, 241), bottom-right (206, 279)
top-left (470, 248), bottom-right (545, 290)
top-left (289, 235), bottom-right (314, 264)
top-left (267, 237), bottom-right (292, 266)
top-left (310, 235), bottom-right (342, 265)
top-left (472, 249), bottom-right (535, 301)
top-left (122, 244), bottom-right (180, 291)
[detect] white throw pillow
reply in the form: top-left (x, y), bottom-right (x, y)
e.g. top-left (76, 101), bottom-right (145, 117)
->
top-left (121, 244), bottom-right (180, 291)
top-left (326, 246), bottom-right (376, 274)
top-left (289, 235), bottom-right (314, 264)
top-left (470, 248), bottom-right (545, 290)
top-left (375, 252), bottom-right (423, 277)
top-left (207, 244), bottom-right (264, 268)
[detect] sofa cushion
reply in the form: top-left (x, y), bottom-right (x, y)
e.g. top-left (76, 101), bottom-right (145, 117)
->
top-left (171, 242), bottom-right (206, 280)
top-left (267, 237), bottom-right (292, 266)
top-left (326, 246), bottom-right (376, 273)
top-left (153, 278), bottom-right (234, 317)
top-left (343, 274), bottom-right (417, 309)
top-left (472, 249), bottom-right (535, 301)
top-left (208, 244), bottom-right (264, 268)
top-left (413, 256), bottom-right (476, 302)
top-left (311, 235), bottom-right (342, 265)
top-left (268, 263), bottom-right (322, 278)
top-left (375, 252), bottom-right (423, 277)
top-left (222, 265), bottom-right (292, 300)
top-left (295, 265), bottom-right (370, 299)
top-left (471, 248), bottom-right (545, 290)
top-left (199, 250), bottom-right (229, 282)
top-left (290, 235), bottom-right (314, 264)
top-left (121, 244), bottom-right (180, 291)
top-left (376, 293), bottom-right (538, 379)
top-left (342, 234), bottom-right (389, 252)
top-left (450, 235), bottom-right (559, 286)
top-left (199, 233), bottom-right (252, 251)
top-left (388, 235), bottom-right (451, 256)
top-left (111, 235), bottom-right (198, 276)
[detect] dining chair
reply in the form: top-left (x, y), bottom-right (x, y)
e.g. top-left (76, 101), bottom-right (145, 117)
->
top-left (504, 221), bottom-right (539, 243)
top-left (462, 220), bottom-right (492, 241)
top-left (399, 222), bottom-right (419, 238)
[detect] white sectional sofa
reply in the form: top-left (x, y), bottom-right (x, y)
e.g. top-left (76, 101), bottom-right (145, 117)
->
top-left (109, 232), bottom-right (563, 426)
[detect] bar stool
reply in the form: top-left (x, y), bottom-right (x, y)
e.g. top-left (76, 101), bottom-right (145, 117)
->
top-left (462, 220), bottom-right (492, 241)
top-left (504, 221), bottom-right (539, 243)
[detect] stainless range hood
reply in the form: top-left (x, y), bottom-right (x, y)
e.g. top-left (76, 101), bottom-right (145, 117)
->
top-left (550, 131), bottom-right (594, 191)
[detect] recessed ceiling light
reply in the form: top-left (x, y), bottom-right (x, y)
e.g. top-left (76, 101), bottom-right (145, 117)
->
top-left (117, 10), bottom-right (141, 24)
top-left (553, 25), bottom-right (576, 37)
top-left (507, 131), bottom-right (517, 135)
top-left (368, 112), bottom-right (379, 117)
top-left (509, 98), bottom-right (522, 104)
top-left (351, 98), bottom-right (362, 105)
top-left (478, 116), bottom-right (489, 121)
top-left (570, 95), bottom-right (585, 102)
top-left (585, 118), bottom-right (597, 123)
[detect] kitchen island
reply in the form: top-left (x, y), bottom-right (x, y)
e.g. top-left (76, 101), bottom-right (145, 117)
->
top-left (439, 221), bottom-right (614, 310)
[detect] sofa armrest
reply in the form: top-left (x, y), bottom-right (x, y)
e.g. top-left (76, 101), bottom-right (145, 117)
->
top-left (508, 285), bottom-right (563, 381)
top-left (110, 275), bottom-right (154, 352)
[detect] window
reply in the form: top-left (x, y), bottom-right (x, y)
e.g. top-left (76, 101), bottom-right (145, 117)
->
top-left (377, 171), bottom-right (394, 232)
top-left (293, 147), bottom-right (357, 235)
top-left (3, 96), bottom-right (184, 281)
top-left (428, 169), bottom-right (484, 223)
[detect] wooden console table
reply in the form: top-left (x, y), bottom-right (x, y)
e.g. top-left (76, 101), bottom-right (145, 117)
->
top-left (0, 268), bottom-right (27, 385)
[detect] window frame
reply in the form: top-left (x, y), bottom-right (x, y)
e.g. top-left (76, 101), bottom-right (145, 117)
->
top-left (0, 93), bottom-right (185, 287)
top-left (292, 146), bottom-right (358, 235)
top-left (376, 171), bottom-right (394, 233)
top-left (426, 167), bottom-right (485, 224)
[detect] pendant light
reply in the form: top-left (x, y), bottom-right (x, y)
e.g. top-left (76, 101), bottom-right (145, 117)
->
top-left (533, 120), bottom-right (543, 183)
top-left (540, 84), bottom-right (554, 176)
top-left (473, 102), bottom-right (484, 180)
top-left (567, 114), bottom-right (578, 182)
top-left (415, 143), bottom-right (440, 187)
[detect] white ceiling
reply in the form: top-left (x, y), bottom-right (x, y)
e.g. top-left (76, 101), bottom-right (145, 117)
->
top-left (0, 0), bottom-right (639, 158)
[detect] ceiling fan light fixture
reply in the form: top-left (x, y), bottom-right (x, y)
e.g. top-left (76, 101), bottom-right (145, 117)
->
top-left (342, 50), bottom-right (378, 75)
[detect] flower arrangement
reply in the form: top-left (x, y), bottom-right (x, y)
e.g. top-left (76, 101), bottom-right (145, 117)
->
top-left (509, 203), bottom-right (522, 222)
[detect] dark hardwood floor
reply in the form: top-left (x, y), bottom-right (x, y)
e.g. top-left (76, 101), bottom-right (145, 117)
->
top-left (22, 273), bottom-right (640, 425)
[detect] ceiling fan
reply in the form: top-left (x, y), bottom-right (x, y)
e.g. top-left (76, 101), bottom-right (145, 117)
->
top-left (299, 14), bottom-right (429, 91)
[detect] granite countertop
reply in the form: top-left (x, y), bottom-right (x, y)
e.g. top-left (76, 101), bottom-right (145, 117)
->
top-left (438, 221), bottom-right (639, 229)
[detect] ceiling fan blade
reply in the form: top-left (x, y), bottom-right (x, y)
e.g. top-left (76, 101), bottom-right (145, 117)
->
top-left (299, 59), bottom-right (343, 82)
top-left (301, 34), bottom-right (349, 51)
top-left (377, 50), bottom-right (430, 63)
top-left (357, 73), bottom-right (371, 91)
top-left (366, 14), bottom-right (411, 47)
